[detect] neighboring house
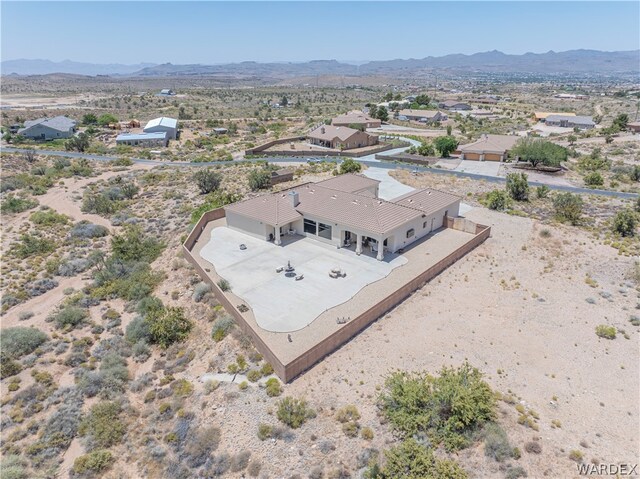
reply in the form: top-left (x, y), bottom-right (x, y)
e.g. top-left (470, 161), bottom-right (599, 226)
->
top-left (627, 122), bottom-right (640, 133)
top-left (554, 93), bottom-right (588, 100)
top-left (143, 117), bottom-right (178, 140)
top-left (307, 125), bottom-right (378, 150)
top-left (471, 96), bottom-right (498, 105)
top-left (397, 109), bottom-right (447, 122)
top-left (533, 111), bottom-right (576, 122)
top-left (544, 115), bottom-right (595, 130)
top-left (377, 100), bottom-right (410, 109)
top-left (438, 100), bottom-right (472, 111)
top-left (331, 110), bottom-right (381, 129)
top-left (457, 134), bottom-right (520, 161)
top-left (224, 173), bottom-right (460, 261)
top-left (18, 116), bottom-right (76, 140)
top-left (116, 132), bottom-right (168, 148)
top-left (269, 168), bottom-right (294, 186)
top-left (157, 89), bottom-right (176, 96)
top-left (212, 127), bottom-right (228, 135)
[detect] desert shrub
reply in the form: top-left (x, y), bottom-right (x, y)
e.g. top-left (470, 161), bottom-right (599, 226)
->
top-left (79, 401), bottom-right (126, 450)
top-left (1, 327), bottom-right (48, 359)
top-left (361, 427), bottom-right (374, 440)
top-left (190, 190), bottom-right (242, 223)
top-left (211, 316), bottom-right (234, 342)
top-left (335, 405), bottom-right (360, 423)
top-left (505, 465), bottom-right (528, 479)
top-left (506, 173), bottom-right (529, 201)
top-left (485, 190), bottom-right (510, 211)
top-left (170, 379), bottom-right (194, 397)
top-left (1, 195), bottom-right (38, 214)
top-left (342, 421), bottom-right (360, 438)
top-left (18, 311), bottom-right (34, 321)
top-left (612, 209), bottom-right (637, 237)
top-left (193, 282), bottom-right (211, 302)
top-left (72, 450), bottom-right (114, 475)
top-left (206, 453), bottom-right (231, 476)
top-left (247, 459), bottom-right (262, 477)
top-left (480, 422), bottom-right (513, 462)
top-left (584, 171), bottom-right (604, 187)
top-left (265, 377), bottom-right (283, 397)
top-left (193, 169), bottom-right (222, 194)
top-left (338, 158), bottom-right (362, 174)
top-left (91, 259), bottom-right (163, 302)
top-left (261, 362), bottom-right (274, 376)
top-left (29, 209), bottom-right (69, 226)
top-left (595, 324), bottom-right (616, 339)
top-left (246, 369), bottom-right (262, 382)
top-left (69, 221), bottom-right (109, 239)
top-left (78, 353), bottom-right (129, 398)
top-left (110, 224), bottom-right (164, 263)
top-left (146, 306), bottom-right (193, 348)
top-left (81, 191), bottom-right (119, 215)
top-left (569, 450), bottom-right (584, 462)
top-left (184, 426), bottom-right (221, 468)
top-left (125, 316), bottom-right (152, 344)
top-left (10, 233), bottom-right (55, 259)
top-left (0, 454), bottom-right (29, 479)
top-left (132, 341), bottom-right (151, 362)
top-left (247, 169), bottom-right (272, 190)
top-left (230, 450), bottom-right (251, 472)
top-left (553, 192), bottom-right (583, 225)
top-left (524, 441), bottom-right (542, 454)
top-left (49, 305), bottom-right (88, 329)
top-left (217, 278), bottom-right (231, 291)
top-left (374, 438), bottom-right (467, 479)
top-left (26, 277), bottom-right (59, 296)
top-left (535, 185), bottom-right (550, 199)
top-left (276, 397), bottom-right (315, 428)
top-left (0, 358), bottom-right (22, 379)
top-left (378, 362), bottom-right (495, 451)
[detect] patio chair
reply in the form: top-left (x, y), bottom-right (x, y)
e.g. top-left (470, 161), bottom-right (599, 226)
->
top-left (276, 266), bottom-right (284, 273)
top-left (295, 274), bottom-right (304, 281)
top-left (239, 244), bottom-right (247, 250)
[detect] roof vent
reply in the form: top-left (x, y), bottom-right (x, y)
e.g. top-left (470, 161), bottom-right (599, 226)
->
top-left (288, 191), bottom-right (299, 207)
top-left (321, 126), bottom-right (325, 134)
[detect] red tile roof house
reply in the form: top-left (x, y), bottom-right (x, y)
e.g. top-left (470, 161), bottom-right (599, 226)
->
top-left (307, 125), bottom-right (378, 150)
top-left (331, 110), bottom-right (382, 129)
top-left (224, 174), bottom-right (460, 261)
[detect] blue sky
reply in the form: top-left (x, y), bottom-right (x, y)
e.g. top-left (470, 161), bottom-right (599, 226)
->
top-left (2, 1), bottom-right (638, 64)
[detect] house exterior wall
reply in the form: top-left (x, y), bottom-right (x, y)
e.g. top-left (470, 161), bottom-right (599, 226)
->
top-left (144, 125), bottom-right (177, 140)
top-left (225, 211), bottom-right (269, 240)
top-left (116, 137), bottom-right (168, 147)
top-left (21, 124), bottom-right (74, 140)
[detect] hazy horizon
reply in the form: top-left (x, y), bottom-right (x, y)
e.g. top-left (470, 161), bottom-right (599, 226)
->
top-left (2, 1), bottom-right (639, 65)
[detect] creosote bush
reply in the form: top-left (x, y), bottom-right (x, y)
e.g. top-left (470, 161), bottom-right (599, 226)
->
top-left (595, 324), bottom-right (616, 340)
top-left (79, 401), bottom-right (126, 450)
top-left (73, 450), bottom-right (114, 475)
top-left (0, 327), bottom-right (48, 359)
top-left (276, 397), bottom-right (316, 429)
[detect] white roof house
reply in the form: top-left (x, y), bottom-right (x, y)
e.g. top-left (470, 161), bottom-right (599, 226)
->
top-left (143, 117), bottom-right (178, 140)
top-left (116, 132), bottom-right (168, 147)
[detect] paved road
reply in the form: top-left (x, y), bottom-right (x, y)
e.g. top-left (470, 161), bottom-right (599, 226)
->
top-left (3, 146), bottom-right (637, 200)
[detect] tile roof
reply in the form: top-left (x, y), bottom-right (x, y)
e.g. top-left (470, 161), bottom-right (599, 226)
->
top-left (307, 124), bottom-right (360, 142)
top-left (331, 111), bottom-right (378, 125)
top-left (458, 134), bottom-right (520, 154)
top-left (398, 109), bottom-right (441, 119)
top-left (314, 173), bottom-right (380, 194)
top-left (225, 175), bottom-right (459, 235)
top-left (534, 111), bottom-right (576, 120)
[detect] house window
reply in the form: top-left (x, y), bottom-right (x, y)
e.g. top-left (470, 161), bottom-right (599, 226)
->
top-left (423, 221), bottom-right (427, 229)
top-left (406, 228), bottom-right (415, 239)
top-left (303, 219), bottom-right (317, 235)
top-left (318, 223), bottom-right (332, 240)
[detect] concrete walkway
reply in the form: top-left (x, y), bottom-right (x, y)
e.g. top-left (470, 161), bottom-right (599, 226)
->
top-left (362, 166), bottom-right (415, 200)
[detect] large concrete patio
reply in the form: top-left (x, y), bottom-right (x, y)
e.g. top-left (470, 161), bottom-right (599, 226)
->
top-left (199, 227), bottom-right (408, 332)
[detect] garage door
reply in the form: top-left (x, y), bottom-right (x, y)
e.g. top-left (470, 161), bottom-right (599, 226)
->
top-left (464, 153), bottom-right (481, 161)
top-left (484, 153), bottom-right (502, 161)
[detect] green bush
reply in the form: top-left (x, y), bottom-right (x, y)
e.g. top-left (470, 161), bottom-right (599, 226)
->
top-left (584, 171), bottom-right (604, 187)
top-left (29, 209), bottom-right (69, 226)
top-left (378, 363), bottom-right (496, 451)
top-left (612, 209), bottom-right (637, 237)
top-left (72, 450), bottom-right (114, 475)
top-left (193, 169), bottom-right (222, 194)
top-left (10, 234), bottom-right (55, 259)
top-left (146, 306), bottom-right (193, 348)
top-left (0, 358), bottom-right (22, 379)
top-left (506, 173), bottom-right (529, 201)
top-left (211, 316), bottom-right (234, 342)
top-left (535, 185), bottom-right (550, 199)
top-left (111, 225), bottom-right (164, 263)
top-left (50, 305), bottom-right (88, 329)
top-left (246, 369), bottom-right (262, 382)
top-left (79, 402), bottom-right (125, 450)
top-left (247, 169), bottom-right (272, 191)
top-left (0, 327), bottom-right (48, 359)
top-left (485, 190), bottom-right (510, 211)
top-left (190, 191), bottom-right (242, 224)
top-left (338, 158), bottom-right (362, 174)
top-left (481, 422), bottom-right (513, 462)
top-left (335, 405), bottom-right (360, 423)
top-left (0, 455), bottom-right (29, 479)
top-left (265, 377), bottom-right (282, 397)
top-left (1, 195), bottom-right (38, 214)
top-left (433, 136), bottom-right (459, 158)
top-left (553, 192), bottom-right (583, 225)
top-left (276, 397), bottom-right (315, 428)
top-left (373, 438), bottom-right (468, 479)
top-left (511, 137), bottom-right (567, 167)
top-left (595, 324), bottom-right (616, 340)
top-left (217, 279), bottom-right (231, 291)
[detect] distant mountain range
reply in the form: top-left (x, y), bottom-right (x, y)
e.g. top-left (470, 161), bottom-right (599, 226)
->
top-left (2, 50), bottom-right (638, 78)
top-left (1, 59), bottom-right (157, 76)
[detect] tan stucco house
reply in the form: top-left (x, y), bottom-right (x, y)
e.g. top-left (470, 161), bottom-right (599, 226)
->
top-left (224, 174), bottom-right (460, 261)
top-left (307, 125), bottom-right (378, 150)
top-left (331, 110), bottom-right (381, 129)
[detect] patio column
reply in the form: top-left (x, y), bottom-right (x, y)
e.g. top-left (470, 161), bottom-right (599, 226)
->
top-left (274, 226), bottom-right (281, 246)
top-left (376, 236), bottom-right (384, 261)
top-left (355, 234), bottom-right (362, 255)
top-left (336, 229), bottom-right (342, 248)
